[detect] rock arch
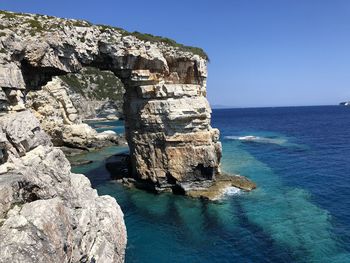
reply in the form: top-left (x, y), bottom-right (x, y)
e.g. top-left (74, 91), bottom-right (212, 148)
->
top-left (0, 13), bottom-right (221, 193)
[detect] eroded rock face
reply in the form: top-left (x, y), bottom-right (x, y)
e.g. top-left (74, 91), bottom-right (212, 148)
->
top-left (26, 76), bottom-right (124, 149)
top-left (0, 11), bottom-right (221, 192)
top-left (0, 111), bottom-right (127, 263)
top-left (124, 81), bottom-right (222, 192)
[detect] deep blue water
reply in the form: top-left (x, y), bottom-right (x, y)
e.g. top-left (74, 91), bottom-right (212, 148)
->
top-left (72, 106), bottom-right (350, 263)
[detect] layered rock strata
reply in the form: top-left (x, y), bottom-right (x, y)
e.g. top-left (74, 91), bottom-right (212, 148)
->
top-left (0, 111), bottom-right (127, 262)
top-left (0, 10), bottom-right (221, 193)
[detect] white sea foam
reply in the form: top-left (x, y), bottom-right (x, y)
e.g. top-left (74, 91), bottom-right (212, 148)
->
top-left (223, 186), bottom-right (241, 196)
top-left (224, 135), bottom-right (288, 146)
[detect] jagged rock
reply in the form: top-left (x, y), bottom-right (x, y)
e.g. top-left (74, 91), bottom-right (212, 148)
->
top-left (0, 63), bottom-right (25, 89)
top-left (0, 111), bottom-right (127, 263)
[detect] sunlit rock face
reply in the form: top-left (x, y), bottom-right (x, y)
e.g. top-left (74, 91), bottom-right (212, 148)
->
top-left (124, 78), bottom-right (222, 192)
top-left (0, 10), bottom-right (222, 194)
top-left (0, 111), bottom-right (127, 263)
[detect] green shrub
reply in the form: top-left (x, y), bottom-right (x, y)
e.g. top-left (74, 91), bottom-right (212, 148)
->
top-left (27, 19), bottom-right (43, 31)
top-left (71, 20), bottom-right (92, 27)
top-left (0, 10), bottom-right (17, 19)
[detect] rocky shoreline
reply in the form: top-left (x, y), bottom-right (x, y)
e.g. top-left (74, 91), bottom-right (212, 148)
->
top-left (0, 9), bottom-right (256, 262)
top-left (105, 152), bottom-right (256, 200)
top-left (0, 9), bottom-right (223, 194)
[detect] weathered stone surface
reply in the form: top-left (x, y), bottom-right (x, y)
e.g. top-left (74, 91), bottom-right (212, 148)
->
top-left (0, 10), bottom-right (222, 193)
top-left (186, 173), bottom-right (257, 201)
top-left (0, 63), bottom-right (25, 89)
top-left (0, 111), bottom-right (127, 263)
top-left (26, 77), bottom-right (124, 149)
top-left (0, 110), bottom-right (52, 156)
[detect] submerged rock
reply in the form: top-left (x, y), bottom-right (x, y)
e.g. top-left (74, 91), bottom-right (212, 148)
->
top-left (106, 153), bottom-right (131, 180)
top-left (59, 146), bottom-right (87, 157)
top-left (186, 173), bottom-right (257, 201)
top-left (70, 159), bottom-right (93, 166)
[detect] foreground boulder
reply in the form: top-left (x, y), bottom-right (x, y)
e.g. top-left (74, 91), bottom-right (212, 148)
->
top-left (0, 111), bottom-right (127, 262)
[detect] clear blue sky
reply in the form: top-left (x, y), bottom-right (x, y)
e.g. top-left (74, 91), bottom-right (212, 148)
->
top-left (1, 0), bottom-right (350, 107)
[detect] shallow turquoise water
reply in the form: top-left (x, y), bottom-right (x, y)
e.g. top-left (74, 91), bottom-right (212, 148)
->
top-left (85, 119), bottom-right (125, 134)
top-left (72, 106), bottom-right (350, 262)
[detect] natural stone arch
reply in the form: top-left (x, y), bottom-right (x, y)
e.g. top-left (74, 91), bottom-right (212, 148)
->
top-left (0, 13), bottom-right (222, 193)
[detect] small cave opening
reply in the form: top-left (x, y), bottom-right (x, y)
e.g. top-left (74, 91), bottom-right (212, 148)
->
top-left (0, 148), bottom-right (8, 165)
top-left (193, 164), bottom-right (215, 181)
top-left (20, 59), bottom-right (67, 91)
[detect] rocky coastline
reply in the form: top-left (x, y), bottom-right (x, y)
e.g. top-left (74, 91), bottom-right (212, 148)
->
top-left (0, 10), bottom-right (256, 262)
top-left (0, 9), bottom-right (223, 193)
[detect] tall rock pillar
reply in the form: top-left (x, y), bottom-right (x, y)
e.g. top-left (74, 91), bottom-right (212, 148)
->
top-left (123, 57), bottom-right (222, 192)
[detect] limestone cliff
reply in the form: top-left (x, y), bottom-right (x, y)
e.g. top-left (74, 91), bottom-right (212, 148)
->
top-left (0, 10), bottom-right (221, 194)
top-left (0, 11), bottom-right (130, 263)
top-left (0, 9), bottom-right (256, 262)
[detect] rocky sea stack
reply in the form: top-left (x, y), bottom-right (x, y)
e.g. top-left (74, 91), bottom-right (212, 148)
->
top-left (0, 10), bottom-right (255, 262)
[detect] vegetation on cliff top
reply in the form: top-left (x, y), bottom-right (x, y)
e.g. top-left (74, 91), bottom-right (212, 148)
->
top-left (98, 24), bottom-right (209, 60)
top-left (0, 10), bottom-right (209, 60)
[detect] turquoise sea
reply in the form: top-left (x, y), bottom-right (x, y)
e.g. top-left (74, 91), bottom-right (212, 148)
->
top-left (72, 106), bottom-right (350, 263)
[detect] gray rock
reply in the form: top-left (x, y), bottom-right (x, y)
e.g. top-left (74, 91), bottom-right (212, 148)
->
top-left (0, 63), bottom-right (25, 89)
top-left (0, 111), bottom-right (127, 263)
